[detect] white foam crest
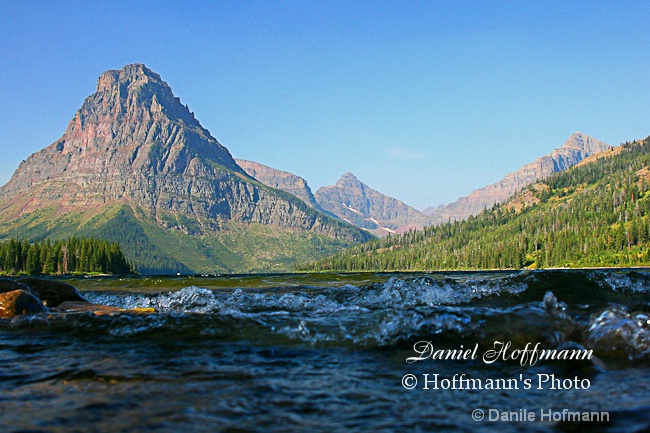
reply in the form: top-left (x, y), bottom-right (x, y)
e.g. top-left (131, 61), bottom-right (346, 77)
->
top-left (597, 271), bottom-right (650, 293)
top-left (85, 286), bottom-right (222, 313)
top-left (354, 277), bottom-right (527, 309)
top-left (374, 309), bottom-right (477, 345)
top-left (85, 275), bottom-right (531, 316)
top-left (587, 305), bottom-right (650, 359)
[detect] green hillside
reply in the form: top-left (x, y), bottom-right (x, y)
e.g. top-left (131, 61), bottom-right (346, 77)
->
top-left (0, 204), bottom-right (361, 275)
top-left (300, 137), bottom-right (650, 271)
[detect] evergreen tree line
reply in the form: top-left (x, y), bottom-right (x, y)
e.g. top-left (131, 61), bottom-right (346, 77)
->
top-left (299, 137), bottom-right (650, 271)
top-left (0, 236), bottom-right (134, 275)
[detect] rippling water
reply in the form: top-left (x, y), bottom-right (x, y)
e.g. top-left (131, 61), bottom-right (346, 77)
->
top-left (2, 270), bottom-right (650, 432)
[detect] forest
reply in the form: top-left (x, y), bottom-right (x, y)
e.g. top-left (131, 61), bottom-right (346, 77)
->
top-left (0, 236), bottom-right (133, 275)
top-left (299, 137), bottom-right (650, 272)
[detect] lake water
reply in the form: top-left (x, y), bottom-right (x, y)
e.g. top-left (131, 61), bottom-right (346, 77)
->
top-left (2, 270), bottom-right (650, 432)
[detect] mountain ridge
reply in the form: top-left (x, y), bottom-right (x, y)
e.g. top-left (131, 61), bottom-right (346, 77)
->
top-left (235, 159), bottom-right (323, 211)
top-left (423, 132), bottom-right (612, 224)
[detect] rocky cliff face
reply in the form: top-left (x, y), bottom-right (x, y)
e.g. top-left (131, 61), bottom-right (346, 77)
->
top-left (314, 173), bottom-right (429, 236)
top-left (235, 159), bottom-right (323, 211)
top-left (0, 64), bottom-right (371, 272)
top-left (424, 132), bottom-right (612, 224)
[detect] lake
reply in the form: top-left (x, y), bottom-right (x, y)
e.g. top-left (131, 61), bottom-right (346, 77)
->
top-left (1, 269), bottom-right (650, 432)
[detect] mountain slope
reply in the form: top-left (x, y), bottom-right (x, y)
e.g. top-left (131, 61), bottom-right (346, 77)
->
top-left (235, 159), bottom-right (323, 211)
top-left (424, 132), bottom-right (612, 224)
top-left (0, 64), bottom-right (371, 273)
top-left (301, 137), bottom-right (650, 271)
top-left (314, 172), bottom-right (430, 236)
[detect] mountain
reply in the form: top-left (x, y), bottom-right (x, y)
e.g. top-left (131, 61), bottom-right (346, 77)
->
top-left (424, 132), bottom-right (612, 224)
top-left (235, 159), bottom-right (323, 211)
top-left (314, 172), bottom-right (430, 236)
top-left (233, 162), bottom-right (429, 236)
top-left (0, 64), bottom-right (371, 273)
top-left (301, 137), bottom-right (650, 272)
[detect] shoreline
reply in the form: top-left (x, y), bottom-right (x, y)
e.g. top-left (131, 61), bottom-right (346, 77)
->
top-left (2, 265), bottom-right (650, 280)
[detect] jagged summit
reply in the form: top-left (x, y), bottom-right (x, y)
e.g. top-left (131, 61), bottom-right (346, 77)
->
top-left (334, 173), bottom-right (365, 189)
top-left (97, 64), bottom-right (162, 91)
top-left (92, 64), bottom-right (203, 131)
top-left (66, 63), bottom-right (237, 170)
top-left (98, 63), bottom-right (159, 88)
top-left (315, 172), bottom-right (429, 236)
top-left (548, 132), bottom-right (611, 173)
top-left (0, 64), bottom-right (370, 273)
top-left (562, 132), bottom-right (607, 150)
top-left (339, 172), bottom-right (357, 180)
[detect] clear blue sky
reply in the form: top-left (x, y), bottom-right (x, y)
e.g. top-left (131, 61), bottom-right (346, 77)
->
top-left (1, 1), bottom-right (649, 210)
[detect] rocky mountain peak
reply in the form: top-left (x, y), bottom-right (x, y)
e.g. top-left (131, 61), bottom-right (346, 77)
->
top-left (77, 63), bottom-right (203, 138)
top-left (315, 173), bottom-right (429, 236)
top-left (0, 64), bottom-right (244, 205)
top-left (95, 64), bottom-right (176, 105)
top-left (97, 64), bottom-right (160, 92)
top-left (561, 132), bottom-right (610, 153)
top-left (562, 132), bottom-right (587, 149)
top-left (335, 172), bottom-right (363, 189)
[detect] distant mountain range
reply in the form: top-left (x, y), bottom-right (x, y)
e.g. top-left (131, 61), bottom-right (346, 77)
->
top-left (314, 173), bottom-right (429, 236)
top-left (423, 132), bottom-right (612, 223)
top-left (0, 64), bottom-right (371, 273)
top-left (234, 162), bottom-right (429, 236)
top-left (235, 159), bottom-right (323, 211)
top-left (238, 133), bottom-right (612, 234)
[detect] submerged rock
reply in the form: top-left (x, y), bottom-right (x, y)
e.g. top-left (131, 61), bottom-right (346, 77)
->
top-left (17, 277), bottom-right (88, 307)
top-left (0, 278), bottom-right (153, 318)
top-left (54, 301), bottom-right (156, 315)
top-left (0, 289), bottom-right (48, 317)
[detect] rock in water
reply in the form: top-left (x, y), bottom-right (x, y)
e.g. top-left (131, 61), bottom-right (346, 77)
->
top-left (0, 290), bottom-right (48, 317)
top-left (17, 277), bottom-right (87, 307)
top-left (0, 278), bottom-right (37, 297)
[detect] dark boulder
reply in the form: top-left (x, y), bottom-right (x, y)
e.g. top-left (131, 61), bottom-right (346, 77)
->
top-left (17, 277), bottom-right (87, 307)
top-left (0, 289), bottom-right (48, 317)
top-left (0, 278), bottom-right (37, 297)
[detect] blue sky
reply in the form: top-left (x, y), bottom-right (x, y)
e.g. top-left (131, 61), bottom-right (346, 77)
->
top-left (1, 1), bottom-right (649, 210)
